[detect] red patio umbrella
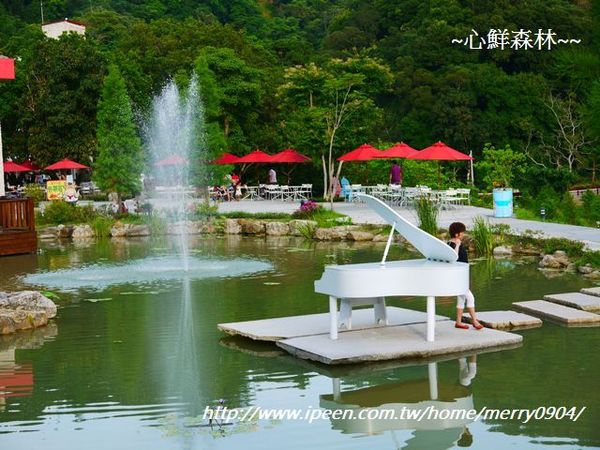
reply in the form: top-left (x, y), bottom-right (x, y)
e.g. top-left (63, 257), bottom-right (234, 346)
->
top-left (236, 149), bottom-right (273, 163)
top-left (212, 152), bottom-right (241, 165)
top-left (3, 161), bottom-right (30, 173)
top-left (337, 144), bottom-right (383, 161)
top-left (271, 148), bottom-right (310, 163)
top-left (19, 160), bottom-right (41, 171)
top-left (236, 150), bottom-right (274, 185)
top-left (408, 141), bottom-right (473, 187)
top-left (374, 142), bottom-right (418, 159)
top-left (271, 148), bottom-right (311, 184)
top-left (44, 158), bottom-right (90, 170)
top-left (154, 154), bottom-right (188, 167)
top-left (409, 141), bottom-right (473, 161)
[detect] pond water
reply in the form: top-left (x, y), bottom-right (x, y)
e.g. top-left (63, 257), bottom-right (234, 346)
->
top-left (0, 236), bottom-right (598, 449)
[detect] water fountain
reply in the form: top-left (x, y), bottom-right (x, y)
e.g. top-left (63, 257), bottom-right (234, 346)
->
top-left (25, 76), bottom-right (272, 421)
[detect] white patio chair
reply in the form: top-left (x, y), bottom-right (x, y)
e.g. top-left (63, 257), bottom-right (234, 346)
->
top-left (456, 188), bottom-right (471, 205)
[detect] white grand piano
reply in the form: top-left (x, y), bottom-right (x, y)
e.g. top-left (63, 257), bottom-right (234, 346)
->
top-left (314, 194), bottom-right (469, 341)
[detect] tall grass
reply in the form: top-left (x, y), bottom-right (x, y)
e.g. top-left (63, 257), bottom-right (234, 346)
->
top-left (91, 216), bottom-right (114, 238)
top-left (415, 197), bottom-right (439, 236)
top-left (471, 216), bottom-right (494, 257)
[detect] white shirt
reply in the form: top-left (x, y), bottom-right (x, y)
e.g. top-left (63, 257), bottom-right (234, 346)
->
top-left (268, 169), bottom-right (277, 183)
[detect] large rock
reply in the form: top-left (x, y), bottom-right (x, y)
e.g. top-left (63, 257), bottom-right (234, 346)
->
top-left (198, 222), bottom-right (217, 234)
top-left (0, 310), bottom-right (50, 335)
top-left (265, 221), bottom-right (290, 236)
top-left (72, 224), bottom-right (95, 239)
top-left (239, 219), bottom-right (265, 235)
top-left (0, 291), bottom-right (57, 318)
top-left (493, 246), bottom-right (513, 256)
top-left (372, 233), bottom-right (390, 242)
top-left (512, 245), bottom-right (541, 256)
top-left (126, 224), bottom-right (151, 237)
top-left (552, 250), bottom-right (570, 267)
top-left (110, 221), bottom-right (130, 237)
top-left (224, 219), bottom-right (242, 234)
top-left (346, 231), bottom-right (374, 241)
top-left (584, 270), bottom-right (600, 280)
top-left (288, 220), bottom-right (318, 236)
top-left (57, 224), bottom-right (73, 239)
top-left (314, 226), bottom-right (358, 241)
top-left (578, 264), bottom-right (594, 274)
top-left (0, 291), bottom-right (57, 335)
top-left (539, 254), bottom-right (562, 269)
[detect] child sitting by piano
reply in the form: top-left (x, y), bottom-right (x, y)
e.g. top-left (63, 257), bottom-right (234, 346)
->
top-left (448, 222), bottom-right (484, 330)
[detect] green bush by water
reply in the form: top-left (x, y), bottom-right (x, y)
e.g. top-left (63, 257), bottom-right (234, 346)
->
top-left (40, 201), bottom-right (97, 225)
top-left (415, 197), bottom-right (438, 236)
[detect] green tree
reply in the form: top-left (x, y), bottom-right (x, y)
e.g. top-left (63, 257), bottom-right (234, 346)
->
top-left (94, 64), bottom-right (142, 201)
top-left (476, 143), bottom-right (526, 190)
top-left (2, 32), bottom-right (105, 165)
top-left (278, 56), bottom-right (392, 198)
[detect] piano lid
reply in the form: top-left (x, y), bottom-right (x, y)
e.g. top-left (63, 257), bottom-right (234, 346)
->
top-left (356, 194), bottom-right (457, 263)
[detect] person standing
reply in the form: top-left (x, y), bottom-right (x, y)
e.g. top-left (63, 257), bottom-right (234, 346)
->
top-left (390, 160), bottom-right (402, 185)
top-left (268, 167), bottom-right (277, 184)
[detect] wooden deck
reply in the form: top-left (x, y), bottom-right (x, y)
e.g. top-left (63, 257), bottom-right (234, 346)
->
top-left (0, 198), bottom-right (37, 256)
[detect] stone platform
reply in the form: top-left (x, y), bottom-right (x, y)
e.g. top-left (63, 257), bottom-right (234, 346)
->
top-left (218, 307), bottom-right (449, 342)
top-left (543, 292), bottom-right (600, 312)
top-left (512, 300), bottom-right (600, 326)
top-left (462, 310), bottom-right (542, 330)
top-left (219, 307), bottom-right (523, 365)
top-left (277, 321), bottom-right (522, 365)
top-left (581, 287), bottom-right (600, 297)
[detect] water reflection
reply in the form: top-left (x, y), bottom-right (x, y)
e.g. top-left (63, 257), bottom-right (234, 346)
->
top-left (319, 357), bottom-right (477, 449)
top-left (0, 324), bottom-right (57, 411)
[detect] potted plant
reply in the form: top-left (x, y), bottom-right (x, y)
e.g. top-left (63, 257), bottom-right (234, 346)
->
top-left (476, 144), bottom-right (525, 218)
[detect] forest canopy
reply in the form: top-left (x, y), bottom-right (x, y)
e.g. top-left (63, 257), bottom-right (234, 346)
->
top-left (0, 0), bottom-right (598, 194)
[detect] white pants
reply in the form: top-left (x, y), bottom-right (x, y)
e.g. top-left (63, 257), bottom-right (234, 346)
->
top-left (457, 290), bottom-right (475, 309)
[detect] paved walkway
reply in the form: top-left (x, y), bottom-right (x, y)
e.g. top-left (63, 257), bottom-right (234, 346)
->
top-left (218, 200), bottom-right (600, 250)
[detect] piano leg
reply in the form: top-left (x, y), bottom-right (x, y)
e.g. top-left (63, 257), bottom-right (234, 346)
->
top-left (374, 297), bottom-right (388, 325)
top-left (339, 299), bottom-right (352, 330)
top-left (427, 296), bottom-right (435, 342)
top-left (329, 296), bottom-right (338, 340)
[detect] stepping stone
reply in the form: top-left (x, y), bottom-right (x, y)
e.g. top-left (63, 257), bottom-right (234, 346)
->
top-left (581, 287), bottom-right (600, 297)
top-left (462, 311), bottom-right (542, 330)
top-left (277, 321), bottom-right (522, 365)
top-left (512, 300), bottom-right (600, 326)
top-left (543, 292), bottom-right (600, 313)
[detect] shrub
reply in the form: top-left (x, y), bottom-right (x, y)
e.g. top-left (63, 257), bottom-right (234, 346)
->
top-left (41, 201), bottom-right (85, 224)
top-left (578, 251), bottom-right (600, 268)
top-left (470, 216), bottom-right (494, 257)
top-left (196, 202), bottom-right (219, 219)
top-left (415, 197), bottom-right (438, 236)
top-left (292, 200), bottom-right (321, 219)
top-left (542, 238), bottom-right (584, 257)
top-left (24, 184), bottom-right (46, 206)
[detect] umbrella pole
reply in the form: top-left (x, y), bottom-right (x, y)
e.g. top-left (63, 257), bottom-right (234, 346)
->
top-left (437, 161), bottom-right (441, 189)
